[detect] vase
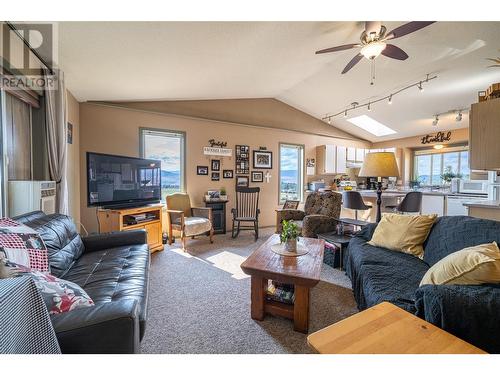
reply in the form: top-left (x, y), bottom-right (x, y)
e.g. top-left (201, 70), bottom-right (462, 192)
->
top-left (284, 238), bottom-right (297, 252)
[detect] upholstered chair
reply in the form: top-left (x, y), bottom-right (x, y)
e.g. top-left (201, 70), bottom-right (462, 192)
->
top-left (166, 193), bottom-right (213, 250)
top-left (275, 191), bottom-right (342, 238)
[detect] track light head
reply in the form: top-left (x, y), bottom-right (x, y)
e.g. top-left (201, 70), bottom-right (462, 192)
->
top-left (432, 115), bottom-right (439, 126)
top-left (367, 102), bottom-right (371, 111)
top-left (455, 112), bottom-right (463, 122)
top-left (418, 81), bottom-right (424, 92)
top-left (328, 118), bottom-right (331, 124)
top-left (388, 95), bottom-right (392, 105)
top-left (344, 110), bottom-right (348, 118)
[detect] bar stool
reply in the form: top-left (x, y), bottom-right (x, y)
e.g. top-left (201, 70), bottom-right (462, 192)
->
top-left (385, 191), bottom-right (423, 214)
top-left (340, 191), bottom-right (372, 229)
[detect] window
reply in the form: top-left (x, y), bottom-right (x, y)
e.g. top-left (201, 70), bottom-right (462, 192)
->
top-left (279, 143), bottom-right (304, 203)
top-left (414, 150), bottom-right (470, 185)
top-left (140, 128), bottom-right (185, 199)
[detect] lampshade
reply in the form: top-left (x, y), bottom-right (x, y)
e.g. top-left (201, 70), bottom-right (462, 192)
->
top-left (358, 152), bottom-right (400, 178)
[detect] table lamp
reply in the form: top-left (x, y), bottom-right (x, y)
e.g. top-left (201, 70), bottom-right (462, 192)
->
top-left (358, 152), bottom-right (400, 222)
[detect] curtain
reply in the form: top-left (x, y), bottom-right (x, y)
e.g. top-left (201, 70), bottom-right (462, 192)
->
top-left (44, 69), bottom-right (68, 215)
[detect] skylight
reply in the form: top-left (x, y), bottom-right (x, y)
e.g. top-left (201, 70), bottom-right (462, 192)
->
top-left (347, 115), bottom-right (397, 137)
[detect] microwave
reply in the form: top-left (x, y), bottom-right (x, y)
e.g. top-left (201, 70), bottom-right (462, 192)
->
top-left (459, 180), bottom-right (489, 195)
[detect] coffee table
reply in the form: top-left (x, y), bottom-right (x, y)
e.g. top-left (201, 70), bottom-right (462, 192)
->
top-left (240, 234), bottom-right (324, 333)
top-left (307, 302), bottom-right (487, 354)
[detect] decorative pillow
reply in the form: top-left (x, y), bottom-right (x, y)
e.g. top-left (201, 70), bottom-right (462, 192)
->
top-left (420, 242), bottom-right (500, 286)
top-left (368, 213), bottom-right (437, 259)
top-left (29, 271), bottom-right (95, 315)
top-left (0, 217), bottom-right (49, 272)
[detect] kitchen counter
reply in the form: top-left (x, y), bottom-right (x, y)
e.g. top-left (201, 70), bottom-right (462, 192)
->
top-left (462, 200), bottom-right (500, 209)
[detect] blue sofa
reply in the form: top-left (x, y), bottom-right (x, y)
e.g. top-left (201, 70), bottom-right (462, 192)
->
top-left (345, 215), bottom-right (500, 353)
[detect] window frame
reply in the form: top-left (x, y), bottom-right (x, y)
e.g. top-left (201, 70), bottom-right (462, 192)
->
top-left (413, 146), bottom-right (469, 186)
top-left (139, 127), bottom-right (187, 197)
top-left (278, 142), bottom-right (305, 205)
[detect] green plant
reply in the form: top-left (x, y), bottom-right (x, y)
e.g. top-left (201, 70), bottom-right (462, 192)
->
top-left (219, 187), bottom-right (227, 196)
top-left (440, 166), bottom-right (462, 183)
top-left (280, 220), bottom-right (300, 243)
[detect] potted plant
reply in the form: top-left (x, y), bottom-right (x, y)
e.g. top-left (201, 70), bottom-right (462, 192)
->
top-left (280, 220), bottom-right (300, 252)
top-left (440, 166), bottom-right (462, 184)
top-left (219, 187), bottom-right (227, 201)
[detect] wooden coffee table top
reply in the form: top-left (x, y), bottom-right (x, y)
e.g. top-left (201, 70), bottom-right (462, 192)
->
top-left (240, 234), bottom-right (324, 287)
top-left (307, 302), bottom-right (487, 354)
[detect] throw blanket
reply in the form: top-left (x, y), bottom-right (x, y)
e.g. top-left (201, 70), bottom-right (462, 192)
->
top-left (0, 276), bottom-right (61, 354)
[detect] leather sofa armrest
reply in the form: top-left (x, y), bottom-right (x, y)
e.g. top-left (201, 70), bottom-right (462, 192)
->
top-left (50, 300), bottom-right (140, 354)
top-left (82, 230), bottom-right (147, 253)
top-left (302, 214), bottom-right (339, 238)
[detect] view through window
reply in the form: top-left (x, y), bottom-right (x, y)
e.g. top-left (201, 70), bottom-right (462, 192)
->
top-left (414, 150), bottom-right (470, 185)
top-left (141, 129), bottom-right (185, 199)
top-left (279, 144), bottom-right (304, 203)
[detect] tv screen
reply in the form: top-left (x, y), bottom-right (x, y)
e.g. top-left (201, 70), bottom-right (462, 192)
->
top-left (87, 152), bottom-right (161, 207)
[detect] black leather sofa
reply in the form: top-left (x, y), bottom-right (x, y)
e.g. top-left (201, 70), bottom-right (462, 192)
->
top-left (14, 211), bottom-right (150, 354)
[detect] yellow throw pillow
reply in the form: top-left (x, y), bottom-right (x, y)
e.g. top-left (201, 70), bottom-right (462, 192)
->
top-left (420, 242), bottom-right (500, 286)
top-left (368, 213), bottom-right (437, 258)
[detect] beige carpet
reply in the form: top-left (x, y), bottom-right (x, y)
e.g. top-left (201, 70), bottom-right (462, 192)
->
top-left (140, 228), bottom-right (358, 354)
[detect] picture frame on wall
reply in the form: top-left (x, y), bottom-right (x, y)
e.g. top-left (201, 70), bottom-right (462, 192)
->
top-left (251, 171), bottom-right (263, 183)
top-left (236, 175), bottom-right (249, 187)
top-left (211, 172), bottom-right (220, 181)
top-left (197, 166), bottom-right (209, 175)
top-left (253, 150), bottom-right (272, 169)
top-left (211, 159), bottom-right (221, 171)
top-left (223, 170), bottom-right (234, 179)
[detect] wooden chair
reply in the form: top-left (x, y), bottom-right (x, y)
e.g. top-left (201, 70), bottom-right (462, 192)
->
top-left (166, 193), bottom-right (214, 250)
top-left (231, 187), bottom-right (260, 240)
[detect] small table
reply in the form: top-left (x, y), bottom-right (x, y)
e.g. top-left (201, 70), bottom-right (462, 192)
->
top-left (240, 234), bottom-right (324, 333)
top-left (204, 199), bottom-right (228, 234)
top-left (316, 232), bottom-right (351, 271)
top-left (307, 302), bottom-right (487, 354)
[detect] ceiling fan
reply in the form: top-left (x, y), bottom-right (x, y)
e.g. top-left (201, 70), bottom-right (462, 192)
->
top-left (316, 21), bottom-right (436, 76)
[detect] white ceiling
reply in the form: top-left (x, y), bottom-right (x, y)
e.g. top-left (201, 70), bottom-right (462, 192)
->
top-left (58, 21), bottom-right (500, 141)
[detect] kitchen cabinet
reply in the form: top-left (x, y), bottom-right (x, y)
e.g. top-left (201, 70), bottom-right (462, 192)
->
top-left (347, 147), bottom-right (356, 161)
top-left (470, 97), bottom-right (500, 170)
top-left (316, 145), bottom-right (336, 174)
top-left (336, 146), bottom-right (347, 174)
top-left (421, 195), bottom-right (445, 216)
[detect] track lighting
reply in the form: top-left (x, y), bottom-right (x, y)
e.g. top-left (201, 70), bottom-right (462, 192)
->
top-left (432, 115), bottom-right (439, 126)
top-left (456, 111), bottom-right (463, 122)
top-left (321, 74), bottom-right (437, 122)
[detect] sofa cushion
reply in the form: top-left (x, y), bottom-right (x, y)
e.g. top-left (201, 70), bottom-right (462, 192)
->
top-left (420, 242), bottom-right (500, 286)
top-left (347, 234), bottom-right (429, 312)
top-left (423, 216), bottom-right (500, 267)
top-left (14, 213), bottom-right (85, 278)
top-left (62, 243), bottom-right (149, 330)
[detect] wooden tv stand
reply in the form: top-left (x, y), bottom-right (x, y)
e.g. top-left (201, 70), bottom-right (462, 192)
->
top-left (97, 204), bottom-right (164, 253)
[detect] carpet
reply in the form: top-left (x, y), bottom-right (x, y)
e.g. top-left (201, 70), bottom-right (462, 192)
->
top-left (140, 228), bottom-right (358, 354)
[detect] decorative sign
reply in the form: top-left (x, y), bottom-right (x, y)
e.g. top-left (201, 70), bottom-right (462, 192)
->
top-left (203, 146), bottom-right (232, 157)
top-left (421, 131), bottom-right (451, 145)
top-left (208, 139), bottom-right (227, 148)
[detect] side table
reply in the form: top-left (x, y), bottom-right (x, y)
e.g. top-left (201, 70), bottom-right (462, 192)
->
top-left (316, 232), bottom-right (352, 271)
top-left (204, 200), bottom-right (228, 234)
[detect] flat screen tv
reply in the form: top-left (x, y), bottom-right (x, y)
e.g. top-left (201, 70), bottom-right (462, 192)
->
top-left (87, 152), bottom-right (161, 208)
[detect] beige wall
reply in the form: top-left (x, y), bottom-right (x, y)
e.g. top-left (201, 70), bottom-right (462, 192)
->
top-left (79, 103), bottom-right (370, 233)
top-left (66, 90), bottom-right (81, 226)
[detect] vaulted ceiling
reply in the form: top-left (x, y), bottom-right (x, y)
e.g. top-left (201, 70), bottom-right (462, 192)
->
top-left (58, 21), bottom-right (500, 141)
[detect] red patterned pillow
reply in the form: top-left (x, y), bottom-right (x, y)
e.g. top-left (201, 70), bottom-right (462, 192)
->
top-left (29, 271), bottom-right (95, 315)
top-left (0, 218), bottom-right (49, 272)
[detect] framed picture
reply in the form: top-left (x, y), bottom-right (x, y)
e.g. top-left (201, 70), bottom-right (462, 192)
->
top-left (223, 169), bottom-right (234, 179)
top-left (67, 122), bottom-right (73, 144)
top-left (211, 159), bottom-right (221, 171)
top-left (236, 175), bottom-right (249, 187)
top-left (253, 150), bottom-right (272, 169)
top-left (283, 200), bottom-right (300, 209)
top-left (197, 166), bottom-right (209, 175)
top-left (211, 172), bottom-right (220, 181)
top-left (251, 171), bottom-right (264, 183)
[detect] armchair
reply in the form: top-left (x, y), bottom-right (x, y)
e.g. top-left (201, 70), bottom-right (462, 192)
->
top-left (166, 193), bottom-right (214, 250)
top-left (275, 191), bottom-right (342, 238)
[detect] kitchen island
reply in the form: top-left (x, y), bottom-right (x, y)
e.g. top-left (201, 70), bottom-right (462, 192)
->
top-left (463, 200), bottom-right (500, 221)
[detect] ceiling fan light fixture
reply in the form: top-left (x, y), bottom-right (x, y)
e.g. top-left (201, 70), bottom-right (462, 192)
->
top-left (360, 42), bottom-right (387, 60)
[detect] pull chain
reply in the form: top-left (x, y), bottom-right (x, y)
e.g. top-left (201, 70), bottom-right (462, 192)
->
top-left (370, 58), bottom-right (375, 86)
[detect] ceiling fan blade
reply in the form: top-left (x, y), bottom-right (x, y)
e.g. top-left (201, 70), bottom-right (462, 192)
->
top-left (386, 21), bottom-right (435, 40)
top-left (342, 53), bottom-right (363, 74)
top-left (381, 44), bottom-right (409, 60)
top-left (315, 43), bottom-right (359, 54)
